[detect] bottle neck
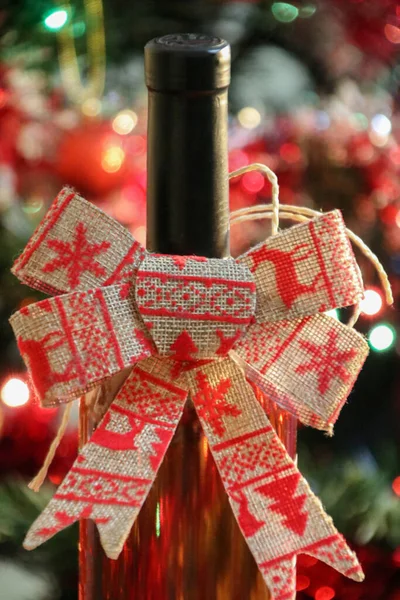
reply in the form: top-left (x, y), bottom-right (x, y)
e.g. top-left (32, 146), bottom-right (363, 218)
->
top-left (146, 87), bottom-right (229, 258)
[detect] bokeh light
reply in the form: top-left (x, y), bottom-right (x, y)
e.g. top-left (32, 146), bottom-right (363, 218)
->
top-left (101, 146), bottom-right (125, 173)
top-left (44, 9), bottom-right (68, 31)
top-left (279, 142), bottom-right (302, 164)
top-left (368, 323), bottom-right (396, 352)
top-left (384, 24), bottom-right (400, 44)
top-left (271, 2), bottom-right (299, 22)
top-left (237, 107), bottom-right (261, 129)
top-left (112, 110), bottom-right (138, 135)
top-left (1, 377), bottom-right (30, 407)
top-left (296, 574), bottom-right (310, 591)
top-left (392, 547), bottom-right (400, 566)
top-left (315, 587), bottom-right (335, 600)
top-left (299, 5), bottom-right (316, 18)
top-left (392, 476), bottom-right (400, 496)
top-left (360, 289), bottom-right (383, 316)
top-left (241, 171), bottom-right (265, 194)
top-left (81, 98), bottom-right (102, 117)
top-left (371, 114), bottom-right (392, 136)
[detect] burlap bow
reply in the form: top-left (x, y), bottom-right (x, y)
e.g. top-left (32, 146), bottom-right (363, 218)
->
top-left (10, 187), bottom-right (369, 600)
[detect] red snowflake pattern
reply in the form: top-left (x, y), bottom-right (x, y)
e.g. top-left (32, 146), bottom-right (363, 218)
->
top-left (42, 222), bottom-right (110, 288)
top-left (192, 371), bottom-right (241, 437)
top-left (295, 329), bottom-right (358, 394)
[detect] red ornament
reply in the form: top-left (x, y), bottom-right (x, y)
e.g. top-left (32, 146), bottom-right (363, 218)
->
top-left (55, 122), bottom-right (130, 197)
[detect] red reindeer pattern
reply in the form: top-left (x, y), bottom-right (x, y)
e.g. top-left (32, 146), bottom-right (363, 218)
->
top-left (231, 489), bottom-right (265, 537)
top-left (250, 243), bottom-right (325, 309)
top-left (92, 410), bottom-right (146, 451)
top-left (17, 332), bottom-right (75, 399)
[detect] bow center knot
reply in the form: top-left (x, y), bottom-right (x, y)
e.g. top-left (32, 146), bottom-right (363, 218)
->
top-left (135, 254), bottom-right (256, 360)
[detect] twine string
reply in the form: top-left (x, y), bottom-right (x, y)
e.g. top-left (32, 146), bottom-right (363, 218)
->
top-left (229, 164), bottom-right (280, 235)
top-left (28, 402), bottom-right (73, 492)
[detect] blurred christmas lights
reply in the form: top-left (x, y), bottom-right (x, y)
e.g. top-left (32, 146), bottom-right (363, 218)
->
top-left (112, 110), bottom-right (138, 135)
top-left (81, 98), bottom-right (102, 117)
top-left (237, 107), bottom-right (261, 130)
top-left (392, 476), bottom-right (400, 497)
top-left (368, 323), bottom-right (396, 352)
top-left (271, 2), bottom-right (299, 22)
top-left (296, 574), bottom-right (310, 591)
top-left (1, 377), bottom-right (30, 407)
top-left (241, 171), bottom-right (265, 194)
top-left (360, 289), bottom-right (383, 316)
top-left (101, 146), bottom-right (125, 173)
top-left (44, 9), bottom-right (68, 31)
top-left (299, 5), bottom-right (316, 18)
top-left (384, 24), bottom-right (400, 44)
top-left (371, 114), bottom-right (392, 137)
top-left (315, 586), bottom-right (335, 600)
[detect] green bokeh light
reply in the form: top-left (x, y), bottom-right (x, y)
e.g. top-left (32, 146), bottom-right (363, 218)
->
top-left (368, 323), bottom-right (396, 352)
top-left (72, 21), bottom-right (86, 37)
top-left (44, 9), bottom-right (68, 31)
top-left (271, 2), bottom-right (299, 23)
top-left (299, 5), bottom-right (317, 19)
top-left (155, 502), bottom-right (161, 537)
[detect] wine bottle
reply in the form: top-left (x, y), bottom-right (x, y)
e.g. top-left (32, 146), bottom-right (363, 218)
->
top-left (79, 34), bottom-right (293, 599)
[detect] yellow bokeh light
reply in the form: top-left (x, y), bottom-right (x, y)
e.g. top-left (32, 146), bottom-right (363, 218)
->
top-left (237, 107), bottom-right (261, 130)
top-left (101, 146), bottom-right (125, 173)
top-left (81, 98), bottom-right (102, 117)
top-left (1, 377), bottom-right (30, 407)
top-left (112, 110), bottom-right (138, 135)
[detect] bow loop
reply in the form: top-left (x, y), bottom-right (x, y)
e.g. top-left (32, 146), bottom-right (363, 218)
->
top-left (10, 284), bottom-right (154, 405)
top-left (12, 187), bottom-right (145, 296)
top-left (238, 211), bottom-right (363, 324)
top-left (232, 314), bottom-right (369, 432)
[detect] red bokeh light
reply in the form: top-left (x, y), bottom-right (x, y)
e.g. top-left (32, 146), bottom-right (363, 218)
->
top-left (315, 586), bottom-right (335, 600)
top-left (241, 170), bottom-right (265, 194)
top-left (384, 24), bottom-right (400, 44)
top-left (229, 149), bottom-right (249, 172)
top-left (392, 476), bottom-right (400, 496)
top-left (279, 142), bottom-right (302, 164)
top-left (392, 547), bottom-right (400, 566)
top-left (296, 574), bottom-right (310, 591)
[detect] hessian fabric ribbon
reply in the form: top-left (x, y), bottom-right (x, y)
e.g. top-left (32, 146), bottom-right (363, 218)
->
top-left (10, 187), bottom-right (370, 600)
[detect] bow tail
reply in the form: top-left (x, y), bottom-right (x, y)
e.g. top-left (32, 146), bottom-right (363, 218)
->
top-left (24, 357), bottom-right (187, 559)
top-left (186, 358), bottom-right (363, 600)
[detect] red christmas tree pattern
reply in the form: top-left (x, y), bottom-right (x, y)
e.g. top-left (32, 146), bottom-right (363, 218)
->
top-left (192, 371), bottom-right (241, 437)
top-left (215, 329), bottom-right (243, 355)
top-left (256, 472), bottom-right (308, 536)
top-left (295, 329), bottom-right (358, 394)
top-left (42, 222), bottom-right (110, 288)
top-left (170, 330), bottom-right (199, 361)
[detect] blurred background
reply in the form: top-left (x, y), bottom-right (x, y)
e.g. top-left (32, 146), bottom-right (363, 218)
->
top-left (0, 1), bottom-right (399, 599)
